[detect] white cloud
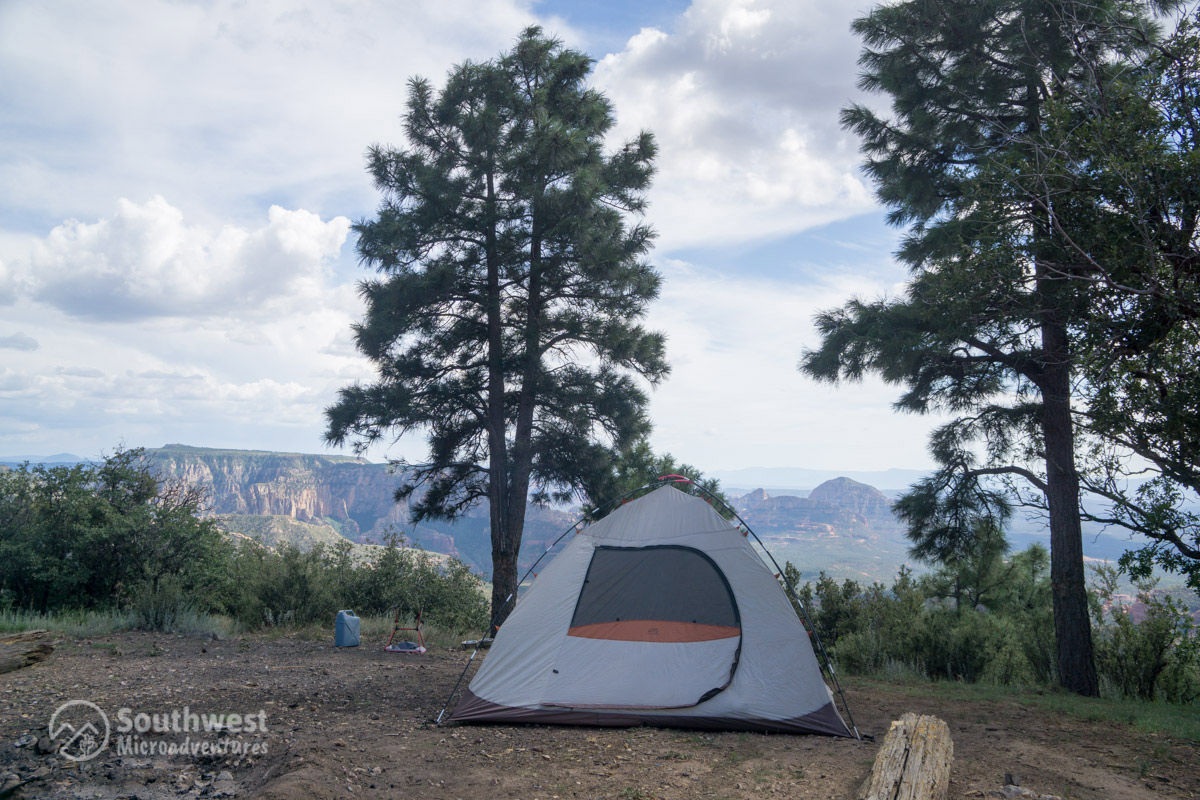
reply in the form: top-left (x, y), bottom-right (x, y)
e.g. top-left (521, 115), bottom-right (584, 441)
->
top-left (0, 0), bottom-right (545, 227)
top-left (0, 257), bottom-right (17, 305)
top-left (26, 197), bottom-right (350, 320)
top-left (0, 332), bottom-right (38, 351)
top-left (645, 258), bottom-right (939, 472)
top-left (0, 0), bottom-right (928, 470)
top-left (0, 198), bottom-right (376, 457)
top-left (594, 0), bottom-right (874, 250)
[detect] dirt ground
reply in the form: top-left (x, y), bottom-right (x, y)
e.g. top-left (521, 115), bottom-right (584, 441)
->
top-left (1, 631), bottom-right (1196, 799)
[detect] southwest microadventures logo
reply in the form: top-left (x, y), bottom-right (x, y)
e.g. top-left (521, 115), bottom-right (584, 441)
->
top-left (48, 700), bottom-right (110, 762)
top-left (49, 702), bottom-right (269, 760)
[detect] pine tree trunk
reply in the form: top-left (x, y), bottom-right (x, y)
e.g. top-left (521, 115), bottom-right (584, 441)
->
top-left (1026, 66), bottom-right (1097, 695)
top-left (484, 166), bottom-right (513, 626)
top-left (489, 544), bottom-right (519, 631)
top-left (494, 193), bottom-right (545, 626)
top-left (1041, 318), bottom-right (1099, 697)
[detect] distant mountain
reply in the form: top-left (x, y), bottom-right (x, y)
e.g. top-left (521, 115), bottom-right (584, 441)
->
top-left (730, 481), bottom-right (1151, 583)
top-left (0, 452), bottom-right (85, 466)
top-left (712, 466), bottom-right (929, 492)
top-left (146, 444), bottom-right (575, 576)
top-left (732, 482), bottom-right (911, 582)
top-left (141, 444), bottom-right (1151, 585)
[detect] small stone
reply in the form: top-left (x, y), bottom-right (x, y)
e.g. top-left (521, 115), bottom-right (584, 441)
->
top-left (1005, 773), bottom-right (1021, 787)
top-left (35, 736), bottom-right (55, 754)
top-left (14, 734), bottom-right (35, 748)
top-left (0, 774), bottom-right (20, 792)
top-left (216, 771), bottom-right (234, 782)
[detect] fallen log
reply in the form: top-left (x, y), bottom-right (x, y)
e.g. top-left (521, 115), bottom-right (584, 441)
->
top-left (0, 629), bottom-right (54, 675)
top-left (858, 712), bottom-right (953, 800)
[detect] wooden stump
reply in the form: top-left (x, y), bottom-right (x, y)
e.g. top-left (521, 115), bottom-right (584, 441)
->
top-left (0, 629), bottom-right (54, 675)
top-left (857, 713), bottom-right (953, 800)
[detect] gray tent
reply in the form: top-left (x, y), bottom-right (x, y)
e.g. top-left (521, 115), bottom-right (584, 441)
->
top-left (450, 485), bottom-right (851, 736)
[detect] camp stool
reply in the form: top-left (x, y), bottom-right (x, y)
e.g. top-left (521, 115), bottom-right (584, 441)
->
top-left (384, 609), bottom-right (426, 654)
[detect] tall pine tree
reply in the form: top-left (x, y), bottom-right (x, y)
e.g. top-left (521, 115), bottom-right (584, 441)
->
top-left (802, 0), bottom-right (1178, 695)
top-left (326, 28), bottom-right (668, 621)
top-left (997, 10), bottom-right (1200, 589)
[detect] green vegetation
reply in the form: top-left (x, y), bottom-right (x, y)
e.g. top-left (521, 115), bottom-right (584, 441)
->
top-left (794, 544), bottom-right (1200, 707)
top-left (866, 679), bottom-right (1200, 743)
top-left (803, 0), bottom-right (1200, 696)
top-left (216, 537), bottom-right (486, 631)
top-left (0, 449), bottom-right (489, 636)
top-left (581, 440), bottom-right (731, 519)
top-left (325, 27), bottom-right (668, 623)
top-left (0, 447), bottom-right (227, 614)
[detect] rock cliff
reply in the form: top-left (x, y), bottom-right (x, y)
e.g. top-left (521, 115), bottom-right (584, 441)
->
top-left (147, 445), bottom-right (914, 581)
top-left (147, 444), bottom-right (573, 573)
top-left (735, 478), bottom-right (897, 533)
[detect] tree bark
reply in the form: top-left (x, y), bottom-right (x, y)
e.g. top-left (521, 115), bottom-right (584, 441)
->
top-left (858, 713), bottom-right (953, 800)
top-left (1041, 317), bottom-right (1099, 696)
top-left (0, 630), bottom-right (53, 675)
top-left (1026, 68), bottom-right (1097, 697)
top-left (484, 166), bottom-right (514, 625)
top-left (498, 202), bottom-right (544, 625)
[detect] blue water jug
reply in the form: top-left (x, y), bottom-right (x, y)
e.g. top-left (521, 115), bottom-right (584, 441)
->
top-left (335, 610), bottom-right (360, 647)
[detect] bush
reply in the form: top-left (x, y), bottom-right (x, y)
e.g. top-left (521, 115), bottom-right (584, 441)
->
top-left (0, 449), bottom-right (225, 614)
top-left (1093, 567), bottom-right (1200, 702)
top-left (213, 538), bottom-right (488, 634)
top-left (798, 549), bottom-right (1198, 705)
top-left (0, 448), bottom-right (489, 638)
top-left (128, 577), bottom-right (207, 635)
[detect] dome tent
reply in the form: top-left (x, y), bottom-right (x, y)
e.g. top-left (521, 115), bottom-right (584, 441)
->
top-left (448, 483), bottom-right (853, 736)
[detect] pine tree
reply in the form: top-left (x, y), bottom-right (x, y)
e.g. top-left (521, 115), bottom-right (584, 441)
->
top-left (802, 0), bottom-right (1180, 695)
top-left (1010, 11), bottom-right (1200, 589)
top-left (326, 28), bottom-right (668, 621)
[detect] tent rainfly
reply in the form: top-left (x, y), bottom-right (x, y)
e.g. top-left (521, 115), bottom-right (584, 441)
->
top-left (448, 484), bottom-right (852, 736)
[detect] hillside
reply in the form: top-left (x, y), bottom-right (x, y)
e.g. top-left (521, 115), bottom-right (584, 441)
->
top-left (733, 481), bottom-right (913, 582)
top-left (146, 445), bottom-right (575, 573)
top-left (146, 444), bottom-right (1145, 584)
top-left (145, 444), bottom-right (918, 581)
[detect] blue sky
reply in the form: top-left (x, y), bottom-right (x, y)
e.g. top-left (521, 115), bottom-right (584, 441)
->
top-left (0, 0), bottom-right (942, 471)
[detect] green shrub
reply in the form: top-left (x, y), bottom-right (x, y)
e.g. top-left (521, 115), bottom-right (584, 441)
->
top-left (212, 538), bottom-right (488, 634)
top-left (1093, 566), bottom-right (1200, 702)
top-left (128, 577), bottom-right (203, 634)
top-left (0, 448), bottom-right (489, 638)
top-left (0, 449), bottom-right (225, 614)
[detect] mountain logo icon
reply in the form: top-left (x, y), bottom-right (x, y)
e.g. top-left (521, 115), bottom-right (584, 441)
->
top-left (49, 700), bottom-right (110, 762)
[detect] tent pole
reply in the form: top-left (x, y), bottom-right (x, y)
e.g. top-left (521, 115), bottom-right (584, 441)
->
top-left (659, 476), bottom-right (862, 740)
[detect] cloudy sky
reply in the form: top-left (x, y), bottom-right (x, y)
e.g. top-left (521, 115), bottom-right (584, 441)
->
top-left (0, 0), bottom-right (943, 472)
